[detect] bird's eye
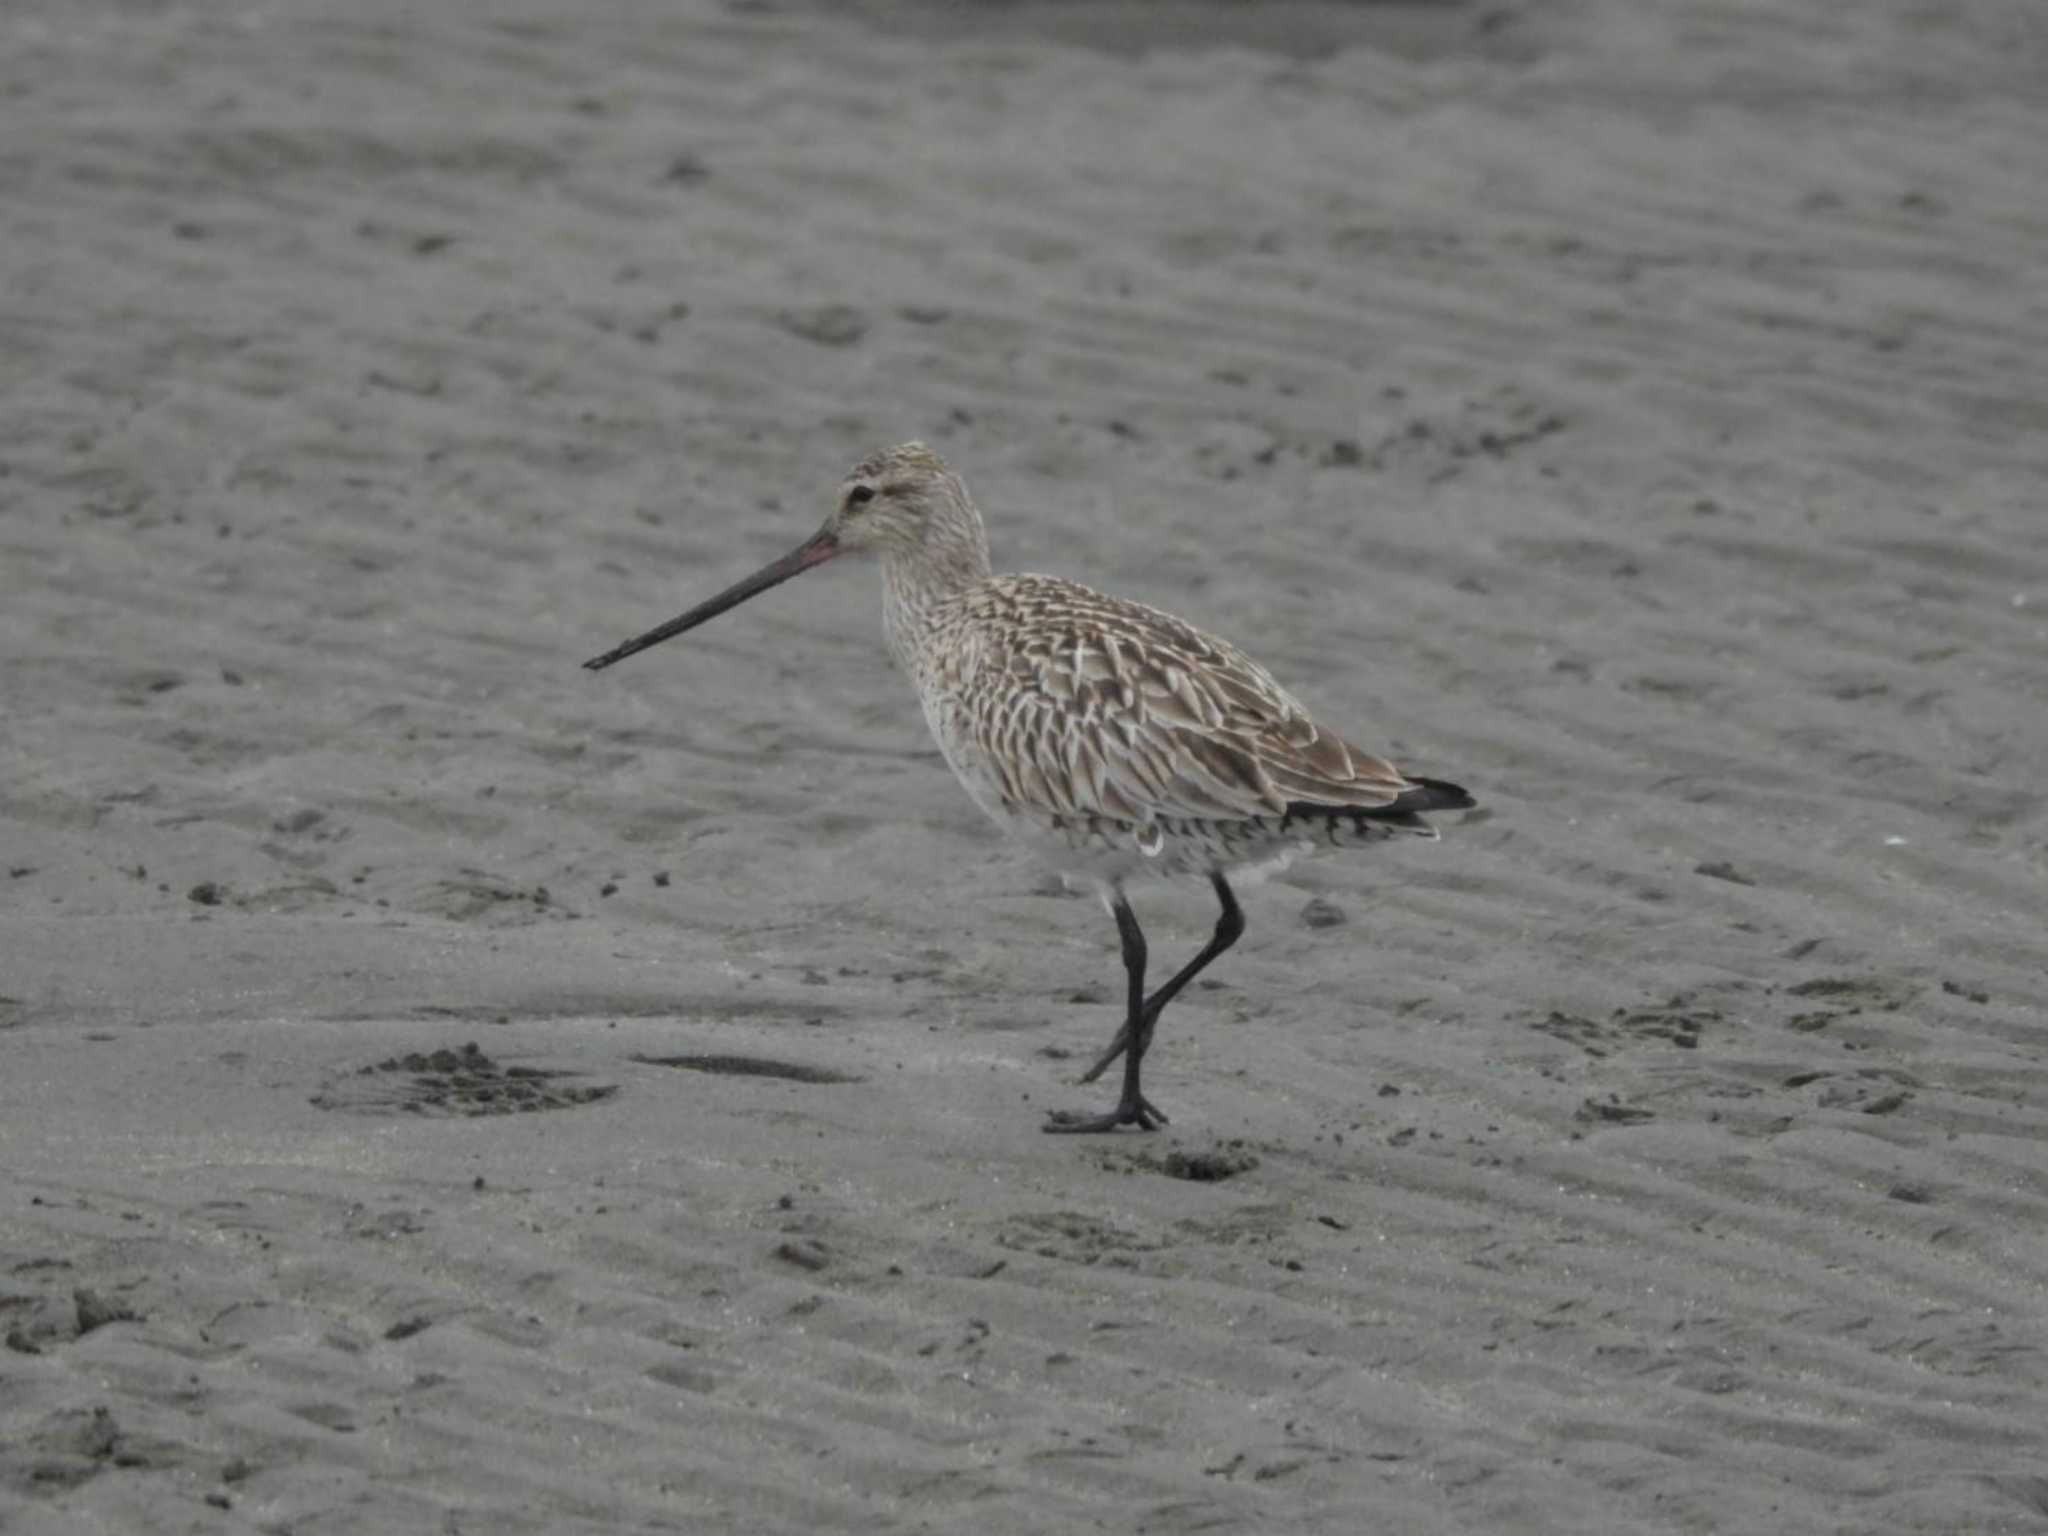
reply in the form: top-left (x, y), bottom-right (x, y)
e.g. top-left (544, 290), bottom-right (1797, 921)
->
top-left (846, 484), bottom-right (876, 507)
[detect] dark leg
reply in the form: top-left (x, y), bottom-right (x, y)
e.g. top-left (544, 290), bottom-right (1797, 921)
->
top-left (1045, 891), bottom-right (1160, 1132)
top-left (1045, 874), bottom-right (1245, 1134)
top-left (1079, 874), bottom-right (1246, 1085)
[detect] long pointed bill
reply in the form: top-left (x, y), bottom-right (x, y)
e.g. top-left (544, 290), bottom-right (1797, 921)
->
top-left (583, 528), bottom-right (842, 671)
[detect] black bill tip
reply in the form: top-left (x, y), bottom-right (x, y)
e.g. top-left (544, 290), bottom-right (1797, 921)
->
top-left (582, 529), bottom-right (841, 673)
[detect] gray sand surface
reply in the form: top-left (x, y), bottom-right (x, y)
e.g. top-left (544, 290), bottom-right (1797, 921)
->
top-left (4, 1), bottom-right (2047, 1530)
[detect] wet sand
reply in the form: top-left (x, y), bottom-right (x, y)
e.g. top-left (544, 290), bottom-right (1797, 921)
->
top-left (4, 1), bottom-right (2047, 1530)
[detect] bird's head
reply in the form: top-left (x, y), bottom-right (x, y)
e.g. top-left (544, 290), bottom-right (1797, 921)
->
top-left (823, 442), bottom-right (977, 558)
top-left (581, 441), bottom-right (989, 673)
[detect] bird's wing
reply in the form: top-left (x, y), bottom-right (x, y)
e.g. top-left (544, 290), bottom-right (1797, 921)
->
top-left (954, 577), bottom-right (1418, 825)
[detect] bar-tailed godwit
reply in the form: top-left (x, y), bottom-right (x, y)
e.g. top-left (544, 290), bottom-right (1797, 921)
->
top-left (586, 444), bottom-right (1473, 1133)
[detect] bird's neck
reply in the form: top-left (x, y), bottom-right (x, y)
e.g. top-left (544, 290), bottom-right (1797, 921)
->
top-left (881, 518), bottom-right (993, 671)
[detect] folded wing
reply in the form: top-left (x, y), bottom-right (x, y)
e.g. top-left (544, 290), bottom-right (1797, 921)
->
top-left (956, 577), bottom-right (1462, 830)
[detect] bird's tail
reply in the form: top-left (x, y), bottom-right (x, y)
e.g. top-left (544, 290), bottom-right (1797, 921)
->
top-left (1282, 775), bottom-right (1475, 842)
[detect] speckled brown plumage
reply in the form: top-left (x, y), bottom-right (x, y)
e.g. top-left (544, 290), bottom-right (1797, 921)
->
top-left (908, 570), bottom-right (1452, 878)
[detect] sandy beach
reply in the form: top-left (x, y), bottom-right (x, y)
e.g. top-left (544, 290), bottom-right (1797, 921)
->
top-left (4, 0), bottom-right (2047, 1530)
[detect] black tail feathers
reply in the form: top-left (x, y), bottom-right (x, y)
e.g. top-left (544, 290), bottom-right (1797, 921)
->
top-left (1392, 776), bottom-right (1476, 815)
top-left (1283, 775), bottom-right (1475, 835)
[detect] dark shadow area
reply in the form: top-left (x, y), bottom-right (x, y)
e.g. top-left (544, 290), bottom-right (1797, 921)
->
top-left (633, 1053), bottom-right (864, 1084)
top-left (828, 0), bottom-right (1534, 64)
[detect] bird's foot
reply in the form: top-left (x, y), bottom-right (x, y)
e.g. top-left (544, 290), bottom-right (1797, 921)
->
top-left (1042, 1093), bottom-right (1168, 1134)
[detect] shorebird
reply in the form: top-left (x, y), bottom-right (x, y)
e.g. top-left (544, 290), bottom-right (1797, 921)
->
top-left (586, 444), bottom-right (1473, 1133)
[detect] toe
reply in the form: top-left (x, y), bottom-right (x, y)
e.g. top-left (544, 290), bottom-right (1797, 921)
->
top-left (1042, 1095), bottom-right (1168, 1134)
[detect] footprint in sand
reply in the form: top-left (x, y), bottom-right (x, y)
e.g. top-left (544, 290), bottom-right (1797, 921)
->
top-left (311, 1041), bottom-right (617, 1117)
